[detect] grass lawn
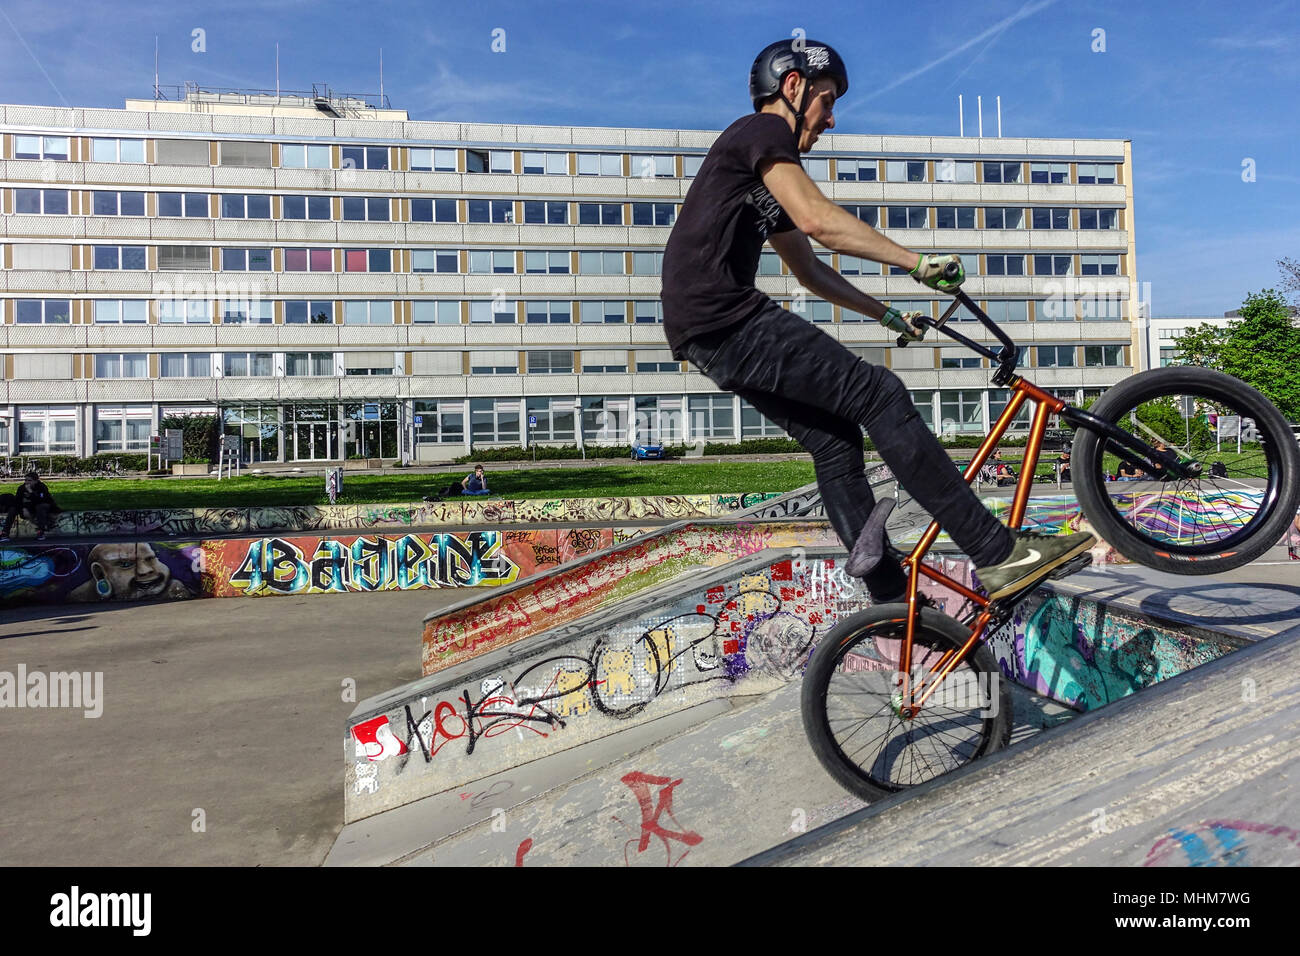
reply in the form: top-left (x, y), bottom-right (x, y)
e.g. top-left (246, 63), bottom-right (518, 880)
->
top-left (22, 462), bottom-right (819, 511)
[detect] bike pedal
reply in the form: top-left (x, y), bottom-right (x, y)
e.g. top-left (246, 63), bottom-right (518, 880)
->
top-left (1048, 553), bottom-right (1093, 580)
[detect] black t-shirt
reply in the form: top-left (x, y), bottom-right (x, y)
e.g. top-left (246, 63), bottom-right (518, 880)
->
top-left (661, 113), bottom-right (800, 357)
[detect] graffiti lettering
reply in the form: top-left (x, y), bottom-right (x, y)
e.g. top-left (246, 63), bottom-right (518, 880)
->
top-left (613, 771), bottom-right (703, 867)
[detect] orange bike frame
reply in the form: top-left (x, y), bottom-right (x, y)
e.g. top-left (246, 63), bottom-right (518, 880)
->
top-left (895, 376), bottom-right (1066, 716)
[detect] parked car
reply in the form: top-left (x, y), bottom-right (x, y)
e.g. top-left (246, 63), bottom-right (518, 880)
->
top-left (631, 441), bottom-right (665, 461)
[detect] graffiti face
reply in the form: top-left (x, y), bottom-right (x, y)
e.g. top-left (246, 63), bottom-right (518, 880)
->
top-left (86, 543), bottom-right (176, 601)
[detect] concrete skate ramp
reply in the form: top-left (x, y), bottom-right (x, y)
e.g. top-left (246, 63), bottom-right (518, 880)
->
top-left (745, 619), bottom-right (1300, 867)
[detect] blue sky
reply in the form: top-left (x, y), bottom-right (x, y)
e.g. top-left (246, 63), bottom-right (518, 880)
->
top-left (1, 0), bottom-right (1297, 316)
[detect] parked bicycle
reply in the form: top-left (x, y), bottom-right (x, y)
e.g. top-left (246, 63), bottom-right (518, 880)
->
top-left (801, 266), bottom-right (1300, 800)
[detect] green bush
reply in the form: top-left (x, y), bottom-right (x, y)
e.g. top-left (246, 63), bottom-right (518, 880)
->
top-left (160, 414), bottom-right (220, 464)
top-left (3, 453), bottom-right (149, 477)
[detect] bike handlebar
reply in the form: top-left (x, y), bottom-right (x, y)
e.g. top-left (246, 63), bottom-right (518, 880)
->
top-left (895, 259), bottom-right (966, 347)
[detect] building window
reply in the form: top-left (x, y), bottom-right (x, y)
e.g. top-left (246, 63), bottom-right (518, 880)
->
top-left (94, 353), bottom-right (149, 378)
top-left (412, 400), bottom-right (465, 445)
top-left (790, 300), bottom-right (833, 323)
top-left (633, 300), bottom-right (662, 324)
top-left (525, 300), bottom-right (572, 324)
top-left (940, 389), bottom-right (985, 434)
top-left (988, 389), bottom-right (1031, 429)
top-left (284, 248), bottom-right (335, 272)
top-left (410, 198), bottom-right (458, 222)
top-left (522, 200), bottom-right (569, 225)
top-left (88, 138), bottom-right (144, 163)
top-left (526, 350), bottom-right (574, 375)
top-left (802, 158), bottom-right (830, 181)
top-left (985, 300), bottom-right (1029, 323)
top-left (1037, 296), bottom-right (1075, 321)
top-left (885, 160), bottom-right (927, 182)
top-left (15, 136), bottom-right (70, 160)
top-left (409, 147), bottom-right (457, 172)
top-left (220, 194), bottom-right (271, 218)
top-left (1081, 296), bottom-right (1125, 320)
top-left (464, 149), bottom-right (513, 174)
top-left (282, 195), bottom-right (332, 220)
top-left (632, 251), bottom-right (663, 275)
top-left (468, 250), bottom-right (515, 274)
top-left (155, 139), bottom-right (209, 166)
top-left (93, 246), bottom-right (147, 270)
top-left (635, 349), bottom-right (679, 373)
top-left (740, 398), bottom-right (785, 438)
top-left (411, 249), bottom-right (459, 273)
top-left (940, 349), bottom-right (982, 369)
top-left (222, 352), bottom-right (274, 377)
top-left (18, 407), bottom-right (77, 453)
top-left (1077, 163), bottom-right (1117, 185)
top-left (222, 248), bottom-right (272, 271)
top-left (14, 188), bottom-right (69, 214)
top-left (280, 144), bottom-right (331, 168)
top-left (580, 350), bottom-right (627, 373)
top-left (1080, 254), bottom-right (1121, 276)
top-left (1036, 345), bottom-right (1077, 367)
top-left (340, 146), bottom-right (391, 171)
top-left (576, 153), bottom-right (623, 176)
top-left (284, 300), bottom-right (335, 324)
top-left (523, 251), bottom-right (569, 275)
top-left (412, 301), bottom-right (462, 325)
top-left (758, 251), bottom-right (782, 276)
top-left (221, 299), bottom-right (273, 324)
top-left (218, 142), bottom-right (272, 167)
top-left (985, 254), bottom-right (1025, 276)
top-left (343, 301), bottom-right (394, 325)
top-left (469, 398), bottom-right (522, 445)
top-left (469, 351), bottom-right (518, 374)
top-left (687, 394), bottom-right (734, 440)
top-left (285, 352), bottom-right (335, 376)
top-left (92, 191), bottom-right (146, 216)
top-left (158, 192), bottom-right (209, 218)
top-left (157, 246), bottom-right (210, 271)
top-left (156, 298), bottom-right (211, 324)
top-left (683, 155), bottom-right (705, 178)
top-left (984, 207), bottom-right (1024, 229)
top-left (524, 398), bottom-right (576, 442)
top-left (342, 197), bottom-right (390, 222)
top-left (16, 299), bottom-right (72, 324)
top-left (469, 300), bottom-right (516, 324)
top-left (935, 206), bottom-right (976, 229)
top-left (160, 352), bottom-right (212, 377)
top-left (1084, 344), bottom-right (1125, 367)
top-left (580, 300), bottom-right (625, 324)
top-left (838, 255), bottom-right (880, 277)
top-left (1030, 162), bottom-right (1071, 184)
top-left (934, 160), bottom-right (976, 183)
top-left (466, 198), bottom-right (514, 223)
top-left (1077, 208), bottom-right (1118, 230)
top-left (578, 251), bottom-right (625, 275)
top-left (521, 151), bottom-right (569, 175)
top-left (630, 154), bottom-right (674, 178)
top-left (886, 206), bottom-right (928, 228)
top-left (909, 391), bottom-right (936, 431)
top-left (1034, 254), bottom-right (1073, 276)
top-left (581, 397), bottom-right (628, 443)
top-left (343, 249), bottom-right (392, 273)
top-left (630, 203), bottom-right (677, 226)
top-left (94, 300), bottom-right (149, 324)
top-left (578, 202), bottom-right (623, 225)
top-left (94, 406), bottom-right (152, 452)
top-left (838, 204), bottom-right (879, 226)
top-left (343, 354), bottom-right (396, 377)
top-left (983, 162), bottom-right (1022, 183)
top-left (1030, 207), bottom-right (1071, 229)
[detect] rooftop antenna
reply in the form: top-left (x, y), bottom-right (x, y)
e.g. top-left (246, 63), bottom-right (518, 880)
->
top-left (275, 43), bottom-right (280, 99)
top-left (153, 35), bottom-right (159, 99)
top-left (997, 95), bottom-right (1002, 137)
top-left (977, 95), bottom-right (983, 137)
top-left (958, 94), bottom-right (964, 136)
top-left (379, 48), bottom-right (384, 104)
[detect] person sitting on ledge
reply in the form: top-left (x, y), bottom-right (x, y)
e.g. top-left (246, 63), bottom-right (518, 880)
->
top-left (1, 470), bottom-right (62, 543)
top-left (461, 464), bottom-right (490, 496)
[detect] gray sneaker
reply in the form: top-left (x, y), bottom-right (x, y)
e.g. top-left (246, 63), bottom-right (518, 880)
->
top-left (975, 530), bottom-right (1096, 601)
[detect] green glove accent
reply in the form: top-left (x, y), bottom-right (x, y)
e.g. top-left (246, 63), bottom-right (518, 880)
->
top-left (880, 307), bottom-right (925, 342)
top-left (910, 253), bottom-right (966, 293)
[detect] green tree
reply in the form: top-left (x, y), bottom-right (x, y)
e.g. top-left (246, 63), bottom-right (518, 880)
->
top-left (1172, 289), bottom-right (1300, 421)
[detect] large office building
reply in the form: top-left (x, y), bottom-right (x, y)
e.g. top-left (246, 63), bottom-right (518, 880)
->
top-left (0, 86), bottom-right (1140, 463)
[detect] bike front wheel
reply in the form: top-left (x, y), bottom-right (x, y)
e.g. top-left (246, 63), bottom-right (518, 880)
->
top-left (1072, 367), bottom-right (1300, 574)
top-left (800, 605), bottom-right (1012, 801)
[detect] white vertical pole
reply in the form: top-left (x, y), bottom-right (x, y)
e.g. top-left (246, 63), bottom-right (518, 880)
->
top-left (154, 36), bottom-right (159, 99)
top-left (379, 49), bottom-right (384, 103)
top-left (997, 96), bottom-right (1002, 136)
top-left (977, 96), bottom-right (983, 137)
top-left (958, 94), bottom-right (964, 136)
top-left (276, 43), bottom-right (280, 98)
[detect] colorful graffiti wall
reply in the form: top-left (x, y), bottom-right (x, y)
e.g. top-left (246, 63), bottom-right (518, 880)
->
top-left (0, 541), bottom-right (205, 607)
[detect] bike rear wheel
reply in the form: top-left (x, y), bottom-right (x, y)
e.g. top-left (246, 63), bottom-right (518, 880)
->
top-left (1072, 367), bottom-right (1300, 575)
top-left (800, 605), bottom-right (1012, 801)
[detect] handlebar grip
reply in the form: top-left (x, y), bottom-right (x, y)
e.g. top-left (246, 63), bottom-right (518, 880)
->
top-left (942, 259), bottom-right (962, 280)
top-left (896, 335), bottom-right (909, 347)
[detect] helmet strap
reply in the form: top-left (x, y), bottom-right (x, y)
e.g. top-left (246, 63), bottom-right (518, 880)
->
top-left (779, 74), bottom-right (811, 144)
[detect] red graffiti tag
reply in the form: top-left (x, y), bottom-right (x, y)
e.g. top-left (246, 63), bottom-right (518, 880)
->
top-left (515, 838), bottom-right (533, 866)
top-left (615, 771), bottom-right (703, 867)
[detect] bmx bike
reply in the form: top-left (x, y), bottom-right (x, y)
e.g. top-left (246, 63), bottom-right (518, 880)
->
top-left (801, 270), bottom-right (1300, 800)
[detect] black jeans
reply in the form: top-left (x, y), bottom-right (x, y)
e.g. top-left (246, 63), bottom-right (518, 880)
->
top-left (2, 502), bottom-right (51, 536)
top-left (682, 304), bottom-right (1013, 601)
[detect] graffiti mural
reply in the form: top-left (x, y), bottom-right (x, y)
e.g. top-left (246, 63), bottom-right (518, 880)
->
top-left (0, 541), bottom-right (202, 607)
top-left (1144, 820), bottom-right (1300, 866)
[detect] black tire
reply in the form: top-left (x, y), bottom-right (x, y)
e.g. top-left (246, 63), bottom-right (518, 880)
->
top-left (1072, 367), bottom-right (1300, 575)
top-left (800, 605), bottom-right (1012, 801)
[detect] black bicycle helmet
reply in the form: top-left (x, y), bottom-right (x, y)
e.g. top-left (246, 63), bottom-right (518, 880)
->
top-left (749, 39), bottom-right (848, 141)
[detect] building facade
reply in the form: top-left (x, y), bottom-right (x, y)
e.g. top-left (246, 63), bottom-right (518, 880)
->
top-left (0, 88), bottom-right (1140, 463)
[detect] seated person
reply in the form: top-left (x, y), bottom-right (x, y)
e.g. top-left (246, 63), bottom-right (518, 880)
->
top-left (1, 470), bottom-right (62, 542)
top-left (1058, 448), bottom-right (1071, 482)
top-left (1116, 458), bottom-right (1144, 481)
top-left (461, 464), bottom-right (490, 496)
